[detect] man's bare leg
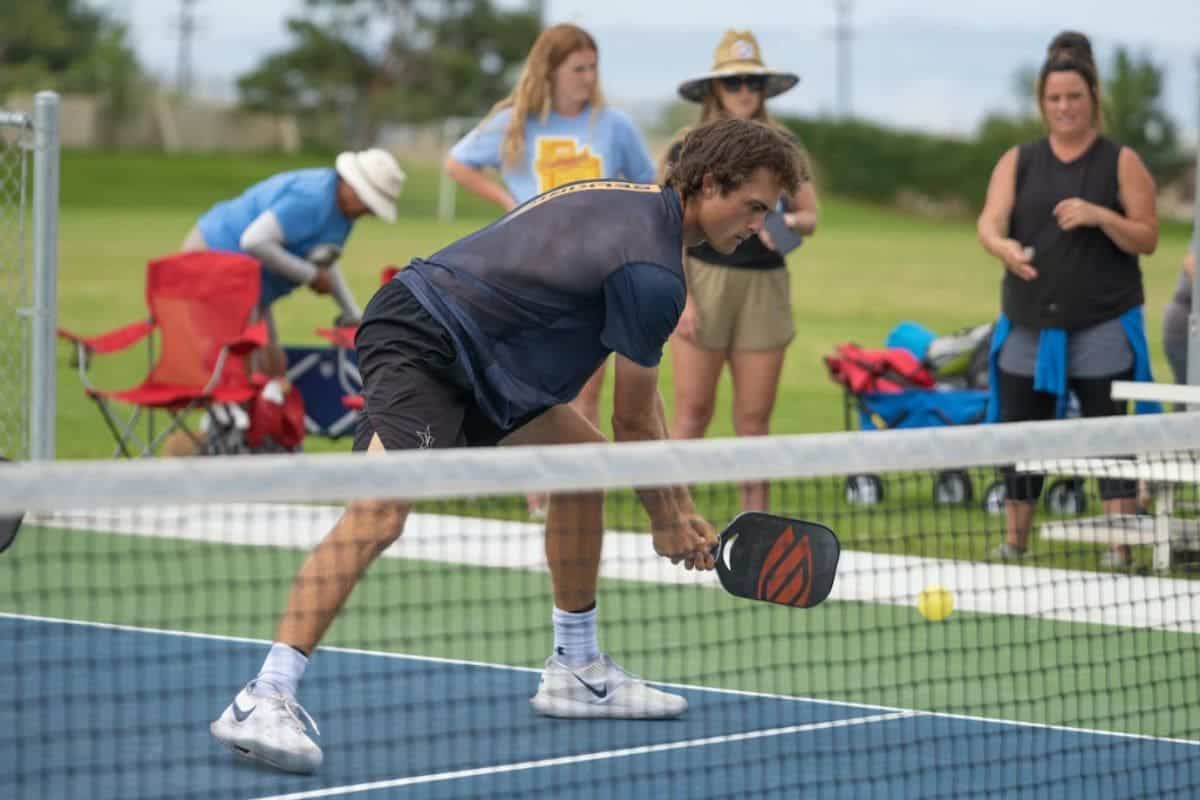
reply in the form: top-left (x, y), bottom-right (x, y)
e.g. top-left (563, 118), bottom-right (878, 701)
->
top-left (508, 406), bottom-right (690, 719)
top-left (275, 434), bottom-right (410, 651)
top-left (212, 433), bottom-right (408, 772)
top-left (528, 362), bottom-right (609, 517)
top-left (504, 405), bottom-right (607, 611)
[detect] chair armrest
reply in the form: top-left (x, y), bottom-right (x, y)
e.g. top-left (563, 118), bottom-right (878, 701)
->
top-left (315, 325), bottom-right (358, 350)
top-left (57, 319), bottom-right (155, 355)
top-left (228, 320), bottom-right (269, 355)
top-left (58, 319), bottom-right (156, 394)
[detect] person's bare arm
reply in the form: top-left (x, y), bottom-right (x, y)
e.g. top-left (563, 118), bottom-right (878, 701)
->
top-left (782, 181), bottom-right (818, 236)
top-left (758, 181), bottom-right (818, 252)
top-left (611, 355), bottom-right (713, 569)
top-left (325, 264), bottom-right (361, 322)
top-left (443, 156), bottom-right (517, 212)
top-left (1054, 146), bottom-right (1158, 255)
top-left (977, 146), bottom-right (1037, 281)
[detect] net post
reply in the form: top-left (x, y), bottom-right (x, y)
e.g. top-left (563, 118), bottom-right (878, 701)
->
top-left (1188, 73), bottom-right (1200, 395)
top-left (437, 118), bottom-right (459, 223)
top-left (30, 91), bottom-right (59, 461)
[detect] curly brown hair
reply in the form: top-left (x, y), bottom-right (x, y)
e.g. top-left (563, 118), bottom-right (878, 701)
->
top-left (665, 118), bottom-right (803, 201)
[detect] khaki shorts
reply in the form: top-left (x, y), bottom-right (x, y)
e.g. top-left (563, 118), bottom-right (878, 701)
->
top-left (684, 257), bottom-right (795, 351)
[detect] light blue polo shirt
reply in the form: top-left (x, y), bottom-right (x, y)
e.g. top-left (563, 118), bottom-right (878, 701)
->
top-left (197, 168), bottom-right (353, 306)
top-left (449, 106), bottom-right (656, 203)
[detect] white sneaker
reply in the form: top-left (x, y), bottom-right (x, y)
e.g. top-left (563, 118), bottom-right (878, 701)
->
top-left (530, 654), bottom-right (687, 719)
top-left (210, 682), bottom-right (323, 774)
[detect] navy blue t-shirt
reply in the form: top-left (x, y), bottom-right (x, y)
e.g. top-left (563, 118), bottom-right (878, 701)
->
top-left (371, 181), bottom-right (686, 428)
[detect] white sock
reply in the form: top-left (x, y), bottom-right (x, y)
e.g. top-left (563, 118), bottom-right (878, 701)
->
top-left (253, 643), bottom-right (308, 698)
top-left (552, 605), bottom-right (600, 668)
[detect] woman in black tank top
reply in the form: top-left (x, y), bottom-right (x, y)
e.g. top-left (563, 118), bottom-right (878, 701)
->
top-left (975, 31), bottom-right (1159, 568)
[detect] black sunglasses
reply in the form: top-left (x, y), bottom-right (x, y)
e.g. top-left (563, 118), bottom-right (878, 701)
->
top-left (717, 75), bottom-right (767, 93)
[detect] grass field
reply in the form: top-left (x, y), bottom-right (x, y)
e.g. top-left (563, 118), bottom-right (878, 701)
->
top-left (52, 150), bottom-right (1195, 460)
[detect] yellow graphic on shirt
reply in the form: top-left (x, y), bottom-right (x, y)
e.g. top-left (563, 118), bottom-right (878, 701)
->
top-left (534, 137), bottom-right (603, 193)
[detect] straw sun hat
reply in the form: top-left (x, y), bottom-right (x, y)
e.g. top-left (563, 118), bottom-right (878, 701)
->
top-left (677, 30), bottom-right (800, 103)
top-left (334, 148), bottom-right (406, 223)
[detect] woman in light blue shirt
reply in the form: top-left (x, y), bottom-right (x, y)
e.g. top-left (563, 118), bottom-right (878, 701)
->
top-left (445, 23), bottom-right (656, 517)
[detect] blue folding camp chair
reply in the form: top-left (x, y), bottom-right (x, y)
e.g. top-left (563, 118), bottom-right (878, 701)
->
top-left (283, 340), bottom-right (361, 440)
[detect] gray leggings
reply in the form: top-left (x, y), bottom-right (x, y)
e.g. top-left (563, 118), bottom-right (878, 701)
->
top-left (1163, 299), bottom-right (1188, 386)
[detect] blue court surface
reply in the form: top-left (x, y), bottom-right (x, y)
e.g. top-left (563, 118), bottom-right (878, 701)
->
top-left (2, 615), bottom-right (1196, 800)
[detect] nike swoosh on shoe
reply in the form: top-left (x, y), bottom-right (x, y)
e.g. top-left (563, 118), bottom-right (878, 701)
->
top-left (573, 675), bottom-right (607, 699)
top-left (232, 700), bottom-right (257, 722)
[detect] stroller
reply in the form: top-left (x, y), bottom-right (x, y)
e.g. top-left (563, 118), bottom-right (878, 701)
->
top-left (824, 321), bottom-right (1088, 514)
top-left (824, 337), bottom-right (989, 508)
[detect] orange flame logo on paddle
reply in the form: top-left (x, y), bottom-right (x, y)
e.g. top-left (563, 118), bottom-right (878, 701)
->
top-left (756, 526), bottom-right (813, 607)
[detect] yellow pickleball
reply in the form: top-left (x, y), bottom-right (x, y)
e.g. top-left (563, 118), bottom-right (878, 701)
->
top-left (917, 584), bottom-right (954, 622)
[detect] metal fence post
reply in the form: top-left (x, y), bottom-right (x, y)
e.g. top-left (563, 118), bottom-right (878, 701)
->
top-left (30, 92), bottom-right (59, 460)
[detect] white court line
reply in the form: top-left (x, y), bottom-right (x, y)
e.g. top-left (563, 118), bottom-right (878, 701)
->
top-left (247, 711), bottom-right (916, 800)
top-left (0, 611), bottom-right (882, 707)
top-left (29, 504), bottom-right (1200, 633)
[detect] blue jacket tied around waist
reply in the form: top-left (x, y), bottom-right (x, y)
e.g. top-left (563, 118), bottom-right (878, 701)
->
top-left (985, 306), bottom-right (1161, 422)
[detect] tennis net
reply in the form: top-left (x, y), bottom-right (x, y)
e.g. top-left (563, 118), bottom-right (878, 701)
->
top-left (1, 411), bottom-right (1199, 799)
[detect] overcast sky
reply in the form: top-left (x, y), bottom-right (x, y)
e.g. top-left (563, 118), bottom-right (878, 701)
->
top-left (100, 0), bottom-right (1199, 137)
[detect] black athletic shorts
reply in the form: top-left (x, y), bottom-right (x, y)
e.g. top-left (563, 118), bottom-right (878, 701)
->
top-left (352, 279), bottom-right (544, 451)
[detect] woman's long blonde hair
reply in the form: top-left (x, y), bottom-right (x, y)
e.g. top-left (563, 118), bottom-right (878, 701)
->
top-left (484, 24), bottom-right (606, 170)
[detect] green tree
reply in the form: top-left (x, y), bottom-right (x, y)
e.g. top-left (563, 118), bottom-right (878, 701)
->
top-left (0, 0), bottom-right (143, 136)
top-left (237, 18), bottom-right (378, 149)
top-left (1103, 48), bottom-right (1182, 179)
top-left (236, 0), bottom-right (539, 148)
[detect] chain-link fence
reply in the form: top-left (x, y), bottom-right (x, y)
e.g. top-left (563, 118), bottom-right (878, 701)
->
top-left (0, 93), bottom-right (58, 461)
top-left (0, 111), bottom-right (32, 461)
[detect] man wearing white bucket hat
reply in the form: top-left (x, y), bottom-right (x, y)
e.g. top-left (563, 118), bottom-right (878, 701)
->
top-left (182, 148), bottom-right (406, 375)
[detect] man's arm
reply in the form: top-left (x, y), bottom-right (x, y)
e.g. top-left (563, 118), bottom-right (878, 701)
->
top-left (239, 210), bottom-right (321, 286)
top-left (611, 356), bottom-right (694, 514)
top-left (611, 355), bottom-right (711, 567)
top-left (325, 264), bottom-right (362, 322)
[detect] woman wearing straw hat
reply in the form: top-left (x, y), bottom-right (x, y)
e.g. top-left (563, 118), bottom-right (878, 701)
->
top-left (666, 30), bottom-right (818, 512)
top-left (181, 148), bottom-right (406, 377)
top-left (445, 23), bottom-right (657, 518)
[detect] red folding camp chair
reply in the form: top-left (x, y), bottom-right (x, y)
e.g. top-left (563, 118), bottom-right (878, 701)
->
top-left (58, 251), bottom-right (268, 457)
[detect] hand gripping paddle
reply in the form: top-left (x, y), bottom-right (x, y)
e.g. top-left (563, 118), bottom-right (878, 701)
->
top-left (0, 457), bottom-right (24, 555)
top-left (712, 512), bottom-right (840, 608)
